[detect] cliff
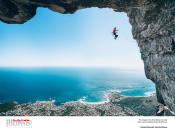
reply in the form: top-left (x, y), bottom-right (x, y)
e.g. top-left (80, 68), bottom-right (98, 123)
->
top-left (0, 0), bottom-right (175, 113)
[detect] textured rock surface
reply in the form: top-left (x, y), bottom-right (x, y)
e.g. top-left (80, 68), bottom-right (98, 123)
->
top-left (0, 0), bottom-right (175, 113)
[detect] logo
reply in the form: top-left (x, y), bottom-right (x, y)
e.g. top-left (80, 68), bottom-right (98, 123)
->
top-left (6, 119), bottom-right (32, 128)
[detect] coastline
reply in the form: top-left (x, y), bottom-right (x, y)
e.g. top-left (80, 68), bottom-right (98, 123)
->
top-left (77, 89), bottom-right (156, 105)
top-left (0, 92), bottom-right (159, 116)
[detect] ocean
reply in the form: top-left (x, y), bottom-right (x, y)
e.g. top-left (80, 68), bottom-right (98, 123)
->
top-left (0, 67), bottom-right (155, 105)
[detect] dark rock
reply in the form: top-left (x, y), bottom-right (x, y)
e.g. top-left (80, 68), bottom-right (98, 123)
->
top-left (171, 39), bottom-right (175, 52)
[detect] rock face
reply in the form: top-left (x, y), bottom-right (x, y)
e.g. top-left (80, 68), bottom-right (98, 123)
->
top-left (0, 0), bottom-right (175, 113)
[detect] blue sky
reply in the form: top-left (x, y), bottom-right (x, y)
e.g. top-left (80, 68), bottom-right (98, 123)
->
top-left (0, 7), bottom-right (144, 70)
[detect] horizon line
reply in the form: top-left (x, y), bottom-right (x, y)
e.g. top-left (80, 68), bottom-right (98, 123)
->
top-left (0, 65), bottom-right (145, 71)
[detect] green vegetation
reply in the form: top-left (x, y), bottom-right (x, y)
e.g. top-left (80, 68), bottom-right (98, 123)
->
top-left (0, 102), bottom-right (17, 113)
